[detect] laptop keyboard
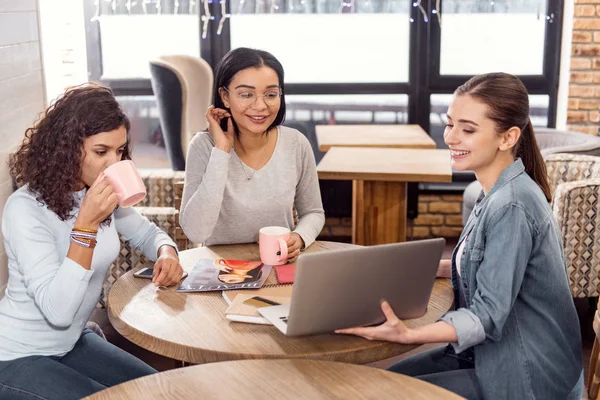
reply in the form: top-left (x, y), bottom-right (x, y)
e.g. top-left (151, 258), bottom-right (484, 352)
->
top-left (279, 316), bottom-right (289, 324)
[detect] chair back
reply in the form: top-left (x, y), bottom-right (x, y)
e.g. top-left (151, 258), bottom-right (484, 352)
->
top-left (174, 181), bottom-right (189, 250)
top-left (150, 55), bottom-right (213, 170)
top-left (545, 153), bottom-right (600, 195)
top-left (546, 154), bottom-right (600, 298)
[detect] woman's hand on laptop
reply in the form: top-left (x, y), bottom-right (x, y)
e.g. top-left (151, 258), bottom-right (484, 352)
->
top-left (335, 301), bottom-right (414, 344)
top-left (286, 233), bottom-right (304, 264)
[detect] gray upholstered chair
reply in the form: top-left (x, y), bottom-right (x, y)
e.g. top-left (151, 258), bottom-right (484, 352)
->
top-left (150, 55), bottom-right (213, 171)
top-left (546, 154), bottom-right (600, 298)
top-left (462, 128), bottom-right (600, 224)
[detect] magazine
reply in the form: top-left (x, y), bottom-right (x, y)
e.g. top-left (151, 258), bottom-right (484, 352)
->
top-left (176, 258), bottom-right (272, 292)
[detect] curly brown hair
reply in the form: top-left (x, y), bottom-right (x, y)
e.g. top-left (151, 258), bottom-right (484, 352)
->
top-left (9, 83), bottom-right (131, 221)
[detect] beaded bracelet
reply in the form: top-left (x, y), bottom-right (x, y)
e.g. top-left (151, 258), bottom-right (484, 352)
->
top-left (70, 231), bottom-right (97, 240)
top-left (70, 228), bottom-right (98, 249)
top-left (70, 235), bottom-right (97, 249)
top-left (72, 227), bottom-right (98, 234)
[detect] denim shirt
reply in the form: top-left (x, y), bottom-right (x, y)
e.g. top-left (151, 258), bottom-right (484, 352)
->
top-left (440, 159), bottom-right (582, 399)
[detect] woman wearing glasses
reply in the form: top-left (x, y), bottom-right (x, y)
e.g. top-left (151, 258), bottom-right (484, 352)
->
top-left (180, 48), bottom-right (324, 262)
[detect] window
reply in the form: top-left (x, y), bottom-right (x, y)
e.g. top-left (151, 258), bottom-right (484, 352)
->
top-left (230, 7), bottom-right (410, 83)
top-left (84, 0), bottom-right (564, 192)
top-left (439, 1), bottom-right (548, 75)
top-left (88, 0), bottom-right (200, 80)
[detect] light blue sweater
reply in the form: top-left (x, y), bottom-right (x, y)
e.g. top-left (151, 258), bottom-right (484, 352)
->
top-left (0, 185), bottom-right (176, 361)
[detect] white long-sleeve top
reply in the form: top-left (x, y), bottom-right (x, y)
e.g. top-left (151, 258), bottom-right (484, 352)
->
top-left (180, 126), bottom-right (325, 247)
top-left (0, 185), bottom-right (176, 361)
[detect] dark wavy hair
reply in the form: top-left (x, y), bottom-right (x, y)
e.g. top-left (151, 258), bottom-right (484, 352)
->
top-left (213, 47), bottom-right (286, 134)
top-left (9, 83), bottom-right (131, 221)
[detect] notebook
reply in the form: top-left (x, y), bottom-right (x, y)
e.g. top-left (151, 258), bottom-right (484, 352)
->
top-left (224, 294), bottom-right (291, 324)
top-left (222, 285), bottom-right (293, 324)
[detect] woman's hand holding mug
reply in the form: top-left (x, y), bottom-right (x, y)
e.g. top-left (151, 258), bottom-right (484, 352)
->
top-left (286, 233), bottom-right (304, 264)
top-left (259, 227), bottom-right (304, 265)
top-left (76, 174), bottom-right (119, 229)
top-left (206, 105), bottom-right (235, 153)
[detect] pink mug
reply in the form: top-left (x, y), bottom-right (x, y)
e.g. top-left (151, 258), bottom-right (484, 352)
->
top-left (259, 226), bottom-right (290, 266)
top-left (103, 160), bottom-right (147, 208)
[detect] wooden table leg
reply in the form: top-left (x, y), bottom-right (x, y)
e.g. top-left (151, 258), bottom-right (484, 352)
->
top-left (352, 180), bottom-right (407, 245)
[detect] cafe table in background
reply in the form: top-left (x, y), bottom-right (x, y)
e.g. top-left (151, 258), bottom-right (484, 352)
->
top-left (316, 124), bottom-right (436, 152)
top-left (317, 148), bottom-right (452, 245)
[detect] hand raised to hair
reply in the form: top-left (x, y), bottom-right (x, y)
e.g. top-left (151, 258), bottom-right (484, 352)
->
top-left (206, 105), bottom-right (235, 153)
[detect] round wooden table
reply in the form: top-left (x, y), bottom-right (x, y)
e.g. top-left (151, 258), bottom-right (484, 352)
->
top-left (108, 241), bottom-right (453, 364)
top-left (84, 359), bottom-right (464, 400)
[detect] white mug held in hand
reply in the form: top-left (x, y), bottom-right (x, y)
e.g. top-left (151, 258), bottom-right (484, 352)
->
top-left (259, 226), bottom-right (291, 266)
top-left (102, 160), bottom-right (147, 208)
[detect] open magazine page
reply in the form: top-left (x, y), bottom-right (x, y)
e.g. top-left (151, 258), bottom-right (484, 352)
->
top-left (177, 259), bottom-right (272, 292)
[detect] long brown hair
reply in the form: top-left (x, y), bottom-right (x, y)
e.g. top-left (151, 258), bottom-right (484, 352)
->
top-left (455, 73), bottom-right (552, 202)
top-left (9, 83), bottom-right (131, 221)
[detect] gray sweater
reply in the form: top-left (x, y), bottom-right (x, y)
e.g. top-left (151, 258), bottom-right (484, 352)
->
top-left (180, 126), bottom-right (325, 247)
top-left (0, 185), bottom-right (176, 360)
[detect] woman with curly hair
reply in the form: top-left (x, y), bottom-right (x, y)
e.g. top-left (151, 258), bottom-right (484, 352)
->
top-left (0, 84), bottom-right (184, 400)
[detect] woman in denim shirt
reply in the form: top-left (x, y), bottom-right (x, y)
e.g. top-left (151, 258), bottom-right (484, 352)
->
top-left (337, 73), bottom-right (583, 399)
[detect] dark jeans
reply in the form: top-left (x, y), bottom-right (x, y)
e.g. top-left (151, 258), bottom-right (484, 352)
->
top-left (0, 328), bottom-right (157, 400)
top-left (387, 345), bottom-right (483, 400)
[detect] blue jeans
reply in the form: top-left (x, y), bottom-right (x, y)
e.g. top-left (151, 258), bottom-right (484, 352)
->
top-left (388, 345), bottom-right (584, 400)
top-left (0, 328), bottom-right (157, 400)
top-left (388, 345), bottom-right (482, 400)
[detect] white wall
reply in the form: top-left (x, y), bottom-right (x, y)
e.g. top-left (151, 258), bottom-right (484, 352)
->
top-left (0, 0), bottom-right (46, 299)
top-left (38, 0), bottom-right (87, 103)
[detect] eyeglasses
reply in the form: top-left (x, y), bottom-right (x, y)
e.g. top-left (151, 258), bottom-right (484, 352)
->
top-left (222, 86), bottom-right (282, 107)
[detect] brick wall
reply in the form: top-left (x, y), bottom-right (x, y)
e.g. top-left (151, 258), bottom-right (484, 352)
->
top-left (410, 194), bottom-right (463, 239)
top-left (319, 194), bottom-right (464, 241)
top-left (568, 1), bottom-right (600, 135)
top-left (0, 1), bottom-right (45, 299)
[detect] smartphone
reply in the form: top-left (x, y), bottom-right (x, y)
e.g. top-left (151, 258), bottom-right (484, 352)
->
top-left (243, 296), bottom-right (281, 308)
top-left (134, 267), bottom-right (154, 279)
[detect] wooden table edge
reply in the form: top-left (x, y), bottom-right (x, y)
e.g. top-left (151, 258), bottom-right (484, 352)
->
top-left (83, 358), bottom-right (465, 400)
top-left (317, 171), bottom-right (453, 182)
top-left (107, 279), bottom-right (453, 364)
top-left (318, 143), bottom-right (437, 152)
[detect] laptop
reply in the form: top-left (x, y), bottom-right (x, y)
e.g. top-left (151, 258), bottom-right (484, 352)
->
top-left (258, 238), bottom-right (445, 336)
